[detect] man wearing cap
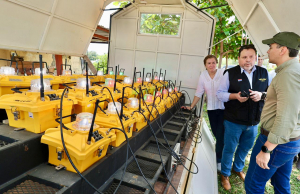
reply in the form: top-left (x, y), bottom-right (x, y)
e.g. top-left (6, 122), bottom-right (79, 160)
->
top-left (245, 32), bottom-right (300, 193)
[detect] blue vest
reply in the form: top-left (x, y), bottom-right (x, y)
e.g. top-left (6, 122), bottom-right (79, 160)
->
top-left (224, 65), bottom-right (269, 125)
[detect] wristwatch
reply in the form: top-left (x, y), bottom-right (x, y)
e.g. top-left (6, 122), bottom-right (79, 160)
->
top-left (261, 92), bottom-right (267, 100)
top-left (261, 145), bottom-right (272, 154)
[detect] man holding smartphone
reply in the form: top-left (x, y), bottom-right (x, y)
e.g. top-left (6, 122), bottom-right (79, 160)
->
top-left (216, 44), bottom-right (271, 190)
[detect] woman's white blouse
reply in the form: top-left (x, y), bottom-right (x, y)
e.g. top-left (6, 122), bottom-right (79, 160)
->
top-left (195, 69), bottom-right (225, 110)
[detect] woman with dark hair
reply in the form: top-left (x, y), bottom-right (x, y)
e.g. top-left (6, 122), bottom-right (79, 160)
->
top-left (183, 55), bottom-right (225, 171)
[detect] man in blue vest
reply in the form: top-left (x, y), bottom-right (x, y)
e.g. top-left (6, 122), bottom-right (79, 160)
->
top-left (217, 44), bottom-right (271, 190)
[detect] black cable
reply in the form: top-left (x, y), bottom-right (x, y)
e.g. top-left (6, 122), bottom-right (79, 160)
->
top-left (138, 111), bottom-right (179, 194)
top-left (59, 88), bottom-right (103, 194)
top-left (103, 127), bottom-right (129, 194)
top-left (141, 88), bottom-right (198, 177)
top-left (148, 92), bottom-right (200, 173)
top-left (101, 86), bottom-right (157, 194)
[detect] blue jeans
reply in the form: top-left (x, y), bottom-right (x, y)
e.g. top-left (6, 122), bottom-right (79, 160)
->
top-left (221, 120), bottom-right (258, 177)
top-left (245, 134), bottom-right (300, 194)
top-left (207, 109), bottom-right (225, 163)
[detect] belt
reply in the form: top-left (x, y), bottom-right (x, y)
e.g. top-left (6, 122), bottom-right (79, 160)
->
top-left (260, 127), bottom-right (300, 142)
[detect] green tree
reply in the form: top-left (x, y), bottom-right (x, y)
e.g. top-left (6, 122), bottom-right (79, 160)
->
top-left (140, 14), bottom-right (181, 35)
top-left (192, 0), bottom-right (246, 67)
top-left (113, 1), bottom-right (130, 8)
top-left (93, 53), bottom-right (108, 73)
top-left (87, 50), bottom-right (98, 61)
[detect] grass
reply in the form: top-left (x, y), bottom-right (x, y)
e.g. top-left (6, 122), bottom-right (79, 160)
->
top-left (202, 103), bottom-right (300, 194)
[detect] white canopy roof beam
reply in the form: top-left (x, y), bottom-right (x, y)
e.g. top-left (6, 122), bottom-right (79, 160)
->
top-left (257, 1), bottom-right (281, 33)
top-left (242, 0), bottom-right (259, 27)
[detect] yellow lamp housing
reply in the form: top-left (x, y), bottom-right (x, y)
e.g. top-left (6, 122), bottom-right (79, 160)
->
top-left (0, 89), bottom-right (77, 133)
top-left (41, 122), bottom-right (115, 173)
top-left (96, 71), bottom-right (105, 83)
top-left (95, 102), bottom-right (136, 147)
top-left (59, 74), bottom-right (79, 89)
top-left (26, 69), bottom-right (62, 90)
top-left (0, 75), bottom-right (29, 96)
top-left (69, 88), bottom-right (108, 115)
top-left (141, 105), bottom-right (159, 121)
top-left (122, 97), bottom-right (149, 132)
top-left (94, 84), bottom-right (124, 103)
top-left (78, 75), bottom-right (99, 84)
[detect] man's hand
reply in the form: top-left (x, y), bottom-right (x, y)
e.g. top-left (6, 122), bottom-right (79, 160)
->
top-left (236, 92), bottom-right (248, 103)
top-left (181, 106), bottom-right (191, 110)
top-left (249, 89), bottom-right (262, 102)
top-left (256, 151), bottom-right (270, 170)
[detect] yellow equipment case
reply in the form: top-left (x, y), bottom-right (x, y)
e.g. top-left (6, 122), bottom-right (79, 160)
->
top-left (41, 113), bottom-right (116, 173)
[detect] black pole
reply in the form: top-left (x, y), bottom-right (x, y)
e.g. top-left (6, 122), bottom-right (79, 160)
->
top-left (132, 67), bottom-right (136, 88)
top-left (142, 68), bottom-right (145, 86)
top-left (16, 61), bottom-right (19, 75)
top-left (120, 87), bottom-right (125, 120)
top-left (65, 58), bottom-right (67, 70)
top-left (159, 68), bottom-right (162, 81)
top-left (114, 66), bottom-right (117, 92)
top-left (174, 80), bottom-right (176, 89)
top-left (32, 62), bottom-right (35, 74)
top-left (139, 86), bottom-right (142, 112)
top-left (85, 62), bottom-right (89, 97)
top-left (10, 53), bottom-right (14, 67)
top-left (179, 81), bottom-right (182, 92)
top-left (87, 99), bottom-right (99, 144)
top-left (151, 69), bottom-right (154, 84)
top-left (39, 55), bottom-right (45, 101)
top-left (164, 70), bottom-right (166, 81)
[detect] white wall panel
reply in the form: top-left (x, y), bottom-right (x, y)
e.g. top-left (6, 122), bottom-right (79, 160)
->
top-left (161, 7), bottom-right (184, 13)
top-left (156, 53), bottom-right (179, 82)
top-left (188, 119), bottom-right (218, 194)
top-left (228, 0), bottom-right (257, 22)
top-left (263, 0), bottom-right (300, 32)
top-left (158, 37), bottom-right (181, 53)
top-left (246, 6), bottom-right (277, 55)
top-left (228, 0), bottom-right (300, 56)
top-left (182, 21), bottom-right (209, 56)
top-left (116, 19), bottom-right (136, 49)
top-left (0, 0), bottom-right (105, 56)
top-left (123, 9), bottom-right (138, 18)
top-left (136, 36), bottom-right (157, 51)
top-left (43, 18), bottom-right (93, 54)
top-left (185, 11), bottom-right (203, 20)
top-left (139, 6), bottom-right (161, 13)
top-left (179, 87), bottom-right (196, 105)
top-left (17, 0), bottom-right (54, 12)
top-left (178, 55), bottom-right (204, 88)
top-left (0, 1), bottom-right (49, 49)
top-left (115, 49), bottom-right (135, 78)
top-left (135, 51), bottom-right (156, 76)
top-left (109, 3), bottom-right (215, 105)
top-left (54, 0), bottom-right (102, 28)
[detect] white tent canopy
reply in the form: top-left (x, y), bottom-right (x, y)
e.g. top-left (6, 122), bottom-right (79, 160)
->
top-left (227, 0), bottom-right (300, 56)
top-left (0, 0), bottom-right (106, 56)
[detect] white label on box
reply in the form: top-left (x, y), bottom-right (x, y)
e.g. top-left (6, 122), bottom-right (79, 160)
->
top-left (29, 112), bottom-right (33, 118)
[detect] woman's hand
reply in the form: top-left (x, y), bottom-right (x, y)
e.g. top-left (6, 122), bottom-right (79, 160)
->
top-left (181, 106), bottom-right (191, 110)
